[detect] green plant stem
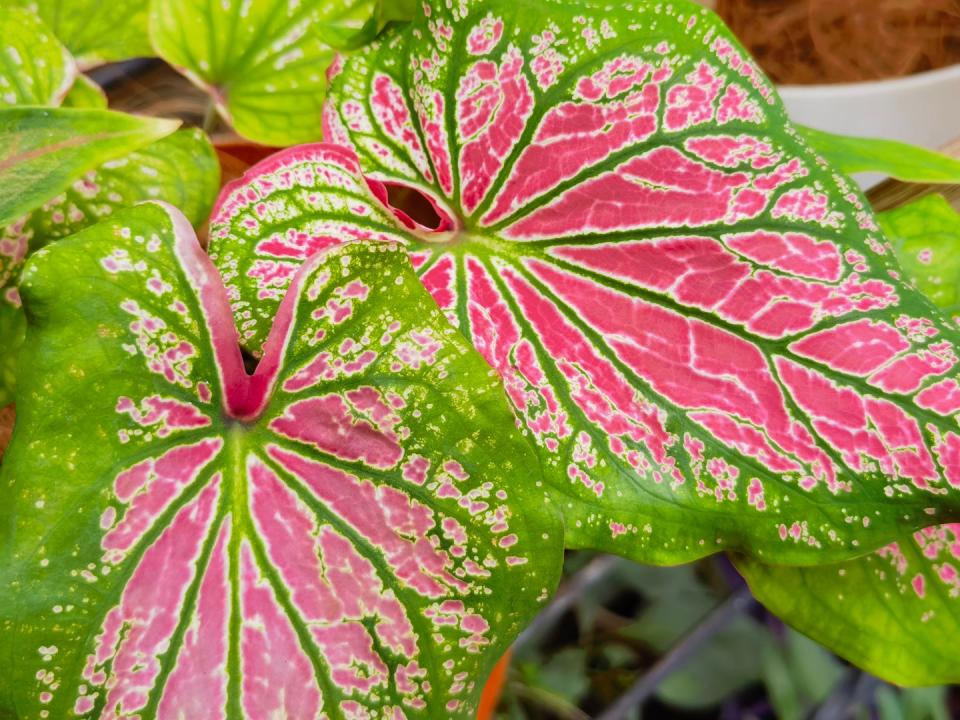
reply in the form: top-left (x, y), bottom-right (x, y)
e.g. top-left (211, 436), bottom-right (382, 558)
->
top-left (202, 99), bottom-right (220, 134)
top-left (511, 682), bottom-right (592, 720)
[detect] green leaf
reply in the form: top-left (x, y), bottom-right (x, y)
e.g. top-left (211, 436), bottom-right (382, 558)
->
top-left (0, 125), bottom-right (213, 409)
top-left (0, 107), bottom-right (179, 227)
top-left (0, 202), bottom-right (562, 718)
top-left (377, 0), bottom-right (417, 25)
top-left (737, 524), bottom-right (960, 686)
top-left (517, 648), bottom-right (590, 708)
top-left (149, 0), bottom-right (377, 145)
top-left (761, 628), bottom-right (843, 720)
top-left (801, 126), bottom-right (960, 185)
top-left (656, 616), bottom-right (767, 709)
top-left (879, 194), bottom-right (960, 317)
top-left (10, 128), bottom-right (218, 255)
top-left (62, 74), bottom-right (108, 109)
top-left (210, 0), bottom-right (960, 566)
top-left (8, 0), bottom-right (151, 68)
top-left (620, 573), bottom-right (767, 709)
top-left (0, 7), bottom-right (75, 106)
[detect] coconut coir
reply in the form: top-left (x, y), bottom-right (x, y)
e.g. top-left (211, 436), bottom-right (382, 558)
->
top-left (716, 0), bottom-right (960, 84)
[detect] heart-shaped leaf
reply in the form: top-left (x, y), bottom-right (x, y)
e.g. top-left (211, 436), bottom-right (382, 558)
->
top-left (737, 194), bottom-right (960, 687)
top-left (0, 107), bottom-right (179, 227)
top-left (0, 126), bottom-right (216, 403)
top-left (0, 7), bottom-right (75, 107)
top-left (149, 0), bottom-right (377, 145)
top-left (0, 202), bottom-right (561, 718)
top-left (8, 0), bottom-right (151, 69)
top-left (209, 0), bottom-right (960, 565)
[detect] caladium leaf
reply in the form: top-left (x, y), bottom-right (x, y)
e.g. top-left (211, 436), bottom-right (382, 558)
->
top-left (149, 0), bottom-right (377, 146)
top-left (8, 0), bottom-right (151, 68)
top-left (0, 125), bottom-right (213, 404)
top-left (0, 7), bottom-right (75, 107)
top-left (879, 194), bottom-right (960, 318)
top-left (62, 74), bottom-right (108, 110)
top-left (800, 126), bottom-right (960, 185)
top-left (3, 127), bottom-right (218, 259)
top-left (0, 201), bottom-right (561, 718)
top-left (0, 107), bottom-right (179, 226)
top-left (736, 524), bottom-right (960, 686)
top-left (210, 0), bottom-right (960, 564)
top-left (737, 194), bottom-right (960, 687)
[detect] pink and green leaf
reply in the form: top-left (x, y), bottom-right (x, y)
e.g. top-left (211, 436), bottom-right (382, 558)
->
top-left (149, 0), bottom-right (378, 145)
top-left (737, 195), bottom-right (960, 686)
top-left (0, 7), bottom-right (76, 107)
top-left (8, 0), bottom-right (151, 69)
top-left (210, 0), bottom-right (960, 565)
top-left (0, 202), bottom-right (562, 718)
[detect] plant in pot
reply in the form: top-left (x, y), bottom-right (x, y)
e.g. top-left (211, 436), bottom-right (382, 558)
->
top-left (1, 0), bottom-right (960, 717)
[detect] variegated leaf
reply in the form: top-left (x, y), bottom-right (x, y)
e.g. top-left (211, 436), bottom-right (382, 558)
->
top-left (149, 0), bottom-right (377, 145)
top-left (0, 202), bottom-right (561, 718)
top-left (879, 194), bottom-right (960, 318)
top-left (211, 0), bottom-right (960, 564)
top-left (0, 7), bottom-right (75, 107)
top-left (8, 0), bottom-right (151, 69)
top-left (737, 195), bottom-right (960, 686)
top-left (0, 127), bottom-right (217, 404)
top-left (0, 108), bottom-right (178, 226)
top-left (737, 524), bottom-right (960, 685)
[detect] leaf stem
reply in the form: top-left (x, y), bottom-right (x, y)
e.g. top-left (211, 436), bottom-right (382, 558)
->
top-left (202, 99), bottom-right (220, 135)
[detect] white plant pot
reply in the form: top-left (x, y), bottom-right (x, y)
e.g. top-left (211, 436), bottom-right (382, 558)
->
top-left (778, 63), bottom-right (960, 188)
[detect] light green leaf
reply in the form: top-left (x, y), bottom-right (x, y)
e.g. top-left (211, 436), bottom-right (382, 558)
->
top-left (0, 126), bottom-right (217, 408)
top-left (0, 107), bottom-right (178, 227)
top-left (879, 194), bottom-right (960, 317)
top-left (801, 126), bottom-right (960, 184)
top-left (210, 0), bottom-right (960, 568)
top-left (377, 0), bottom-right (417, 25)
top-left (738, 524), bottom-right (960, 686)
top-left (0, 7), bottom-right (75, 106)
top-left (0, 202), bottom-right (562, 718)
top-left (149, 0), bottom-right (377, 145)
top-left (62, 74), bottom-right (108, 109)
top-left (8, 0), bottom-right (151, 68)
